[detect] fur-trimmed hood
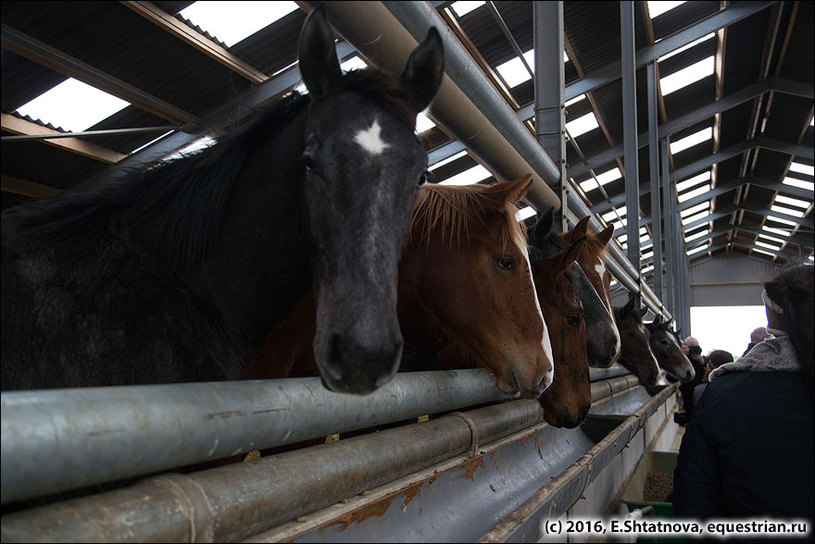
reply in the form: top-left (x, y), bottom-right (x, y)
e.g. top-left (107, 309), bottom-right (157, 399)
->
top-left (709, 335), bottom-right (800, 381)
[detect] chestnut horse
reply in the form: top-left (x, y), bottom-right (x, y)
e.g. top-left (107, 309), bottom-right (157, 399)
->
top-left (648, 319), bottom-right (695, 382)
top-left (247, 176), bottom-right (554, 399)
top-left (613, 297), bottom-right (661, 385)
top-left (529, 235), bottom-right (591, 428)
top-left (560, 217), bottom-right (621, 368)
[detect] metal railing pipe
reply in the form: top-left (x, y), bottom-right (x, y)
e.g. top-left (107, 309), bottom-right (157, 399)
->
top-left (376, 1), bottom-right (561, 208)
top-left (1, 400), bottom-right (543, 543)
top-left (1, 369), bottom-right (507, 505)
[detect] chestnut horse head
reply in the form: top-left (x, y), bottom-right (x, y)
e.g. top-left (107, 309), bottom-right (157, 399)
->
top-left (529, 234), bottom-right (591, 428)
top-left (534, 213), bottom-right (620, 369)
top-left (399, 175), bottom-right (554, 398)
top-left (614, 297), bottom-right (661, 385)
top-left (647, 318), bottom-right (695, 382)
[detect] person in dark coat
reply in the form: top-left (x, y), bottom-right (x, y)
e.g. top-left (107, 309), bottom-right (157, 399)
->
top-left (678, 336), bottom-right (707, 421)
top-left (742, 326), bottom-right (772, 356)
top-left (673, 264), bottom-right (814, 526)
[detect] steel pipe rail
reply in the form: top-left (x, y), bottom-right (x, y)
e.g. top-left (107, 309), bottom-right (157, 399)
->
top-left (1, 400), bottom-right (543, 543)
top-left (305, 1), bottom-right (559, 211)
top-left (0, 369), bottom-right (509, 505)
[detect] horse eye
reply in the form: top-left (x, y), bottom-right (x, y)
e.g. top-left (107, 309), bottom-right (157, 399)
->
top-left (300, 154), bottom-right (317, 172)
top-left (495, 256), bottom-right (516, 271)
top-left (418, 170), bottom-right (429, 187)
top-left (566, 316), bottom-right (581, 327)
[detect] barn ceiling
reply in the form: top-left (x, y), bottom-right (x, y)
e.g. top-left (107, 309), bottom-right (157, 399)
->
top-left (2, 1), bottom-right (813, 295)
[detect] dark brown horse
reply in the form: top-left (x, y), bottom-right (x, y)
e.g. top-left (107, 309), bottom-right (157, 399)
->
top-left (614, 297), bottom-right (661, 385)
top-left (648, 319), bottom-right (695, 382)
top-left (247, 176), bottom-right (554, 399)
top-left (560, 218), bottom-right (621, 368)
top-left (531, 236), bottom-right (591, 428)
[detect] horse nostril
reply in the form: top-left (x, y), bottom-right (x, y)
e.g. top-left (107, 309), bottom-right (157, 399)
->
top-left (322, 334), bottom-right (345, 382)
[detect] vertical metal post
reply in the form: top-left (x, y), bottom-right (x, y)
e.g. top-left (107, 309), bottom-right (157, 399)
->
top-left (660, 138), bottom-right (675, 316)
top-left (534, 1), bottom-right (567, 232)
top-left (647, 62), bottom-right (663, 302)
top-left (620, 1), bottom-right (640, 305)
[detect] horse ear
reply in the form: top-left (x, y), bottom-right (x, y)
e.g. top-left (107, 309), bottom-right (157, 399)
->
top-left (560, 235), bottom-right (587, 271)
top-left (482, 174), bottom-right (533, 210)
top-left (400, 27), bottom-right (445, 114)
top-left (529, 207), bottom-right (554, 246)
top-left (298, 5), bottom-right (343, 101)
top-left (571, 216), bottom-right (590, 239)
top-left (596, 224), bottom-right (614, 247)
top-left (624, 296), bottom-right (636, 313)
top-left (638, 307), bottom-right (648, 319)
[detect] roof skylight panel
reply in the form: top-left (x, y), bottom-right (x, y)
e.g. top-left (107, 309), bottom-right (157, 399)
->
top-left (429, 150), bottom-right (468, 171)
top-left (752, 247), bottom-right (777, 258)
top-left (762, 225), bottom-right (790, 237)
top-left (647, 1), bottom-right (686, 19)
top-left (767, 215), bottom-right (798, 227)
top-left (451, 1), bottom-right (485, 17)
top-left (439, 164), bottom-right (491, 186)
top-left (496, 50), bottom-right (571, 89)
top-left (516, 207), bottom-right (537, 221)
top-left (685, 227), bottom-right (710, 243)
top-left (681, 210), bottom-right (710, 226)
top-left (179, 1), bottom-right (298, 47)
top-left (660, 56), bottom-right (715, 95)
top-left (601, 206), bottom-right (627, 224)
top-left (15, 78), bottom-right (129, 133)
top-left (680, 202), bottom-right (709, 218)
top-left (566, 112), bottom-right (600, 139)
top-left (788, 162), bottom-right (814, 176)
top-left (758, 233), bottom-right (787, 245)
top-left (675, 171), bottom-right (711, 193)
top-left (565, 94), bottom-right (587, 107)
top-left (641, 264), bottom-right (655, 274)
top-left (755, 240), bottom-right (781, 251)
top-left (677, 183), bottom-right (711, 203)
top-left (340, 56), bottom-right (368, 72)
top-left (770, 204), bottom-right (806, 218)
top-left (657, 33), bottom-right (716, 62)
top-left (782, 177), bottom-right (815, 192)
top-left (687, 243), bottom-right (709, 256)
top-left (774, 195), bottom-right (810, 210)
top-left (578, 167), bottom-right (622, 193)
top-left (415, 112), bottom-right (436, 134)
top-left (670, 127), bottom-right (713, 154)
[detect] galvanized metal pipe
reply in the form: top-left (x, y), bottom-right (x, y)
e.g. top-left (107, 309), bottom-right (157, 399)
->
top-left (1, 369), bottom-right (508, 505)
top-left (533, 1), bottom-right (567, 230)
top-left (377, 1), bottom-right (561, 208)
top-left (1, 400), bottom-right (543, 543)
top-left (647, 62), bottom-right (663, 301)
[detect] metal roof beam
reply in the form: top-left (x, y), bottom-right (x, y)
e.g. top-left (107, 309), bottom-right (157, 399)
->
top-left (1, 113), bottom-right (126, 164)
top-left (121, 1), bottom-right (269, 84)
top-left (0, 23), bottom-right (202, 128)
top-left (1, 175), bottom-right (62, 199)
top-left (566, 78), bottom-right (813, 180)
top-left (563, 1), bottom-right (776, 102)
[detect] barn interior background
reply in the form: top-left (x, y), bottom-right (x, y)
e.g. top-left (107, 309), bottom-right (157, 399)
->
top-left (1, 1), bottom-right (813, 542)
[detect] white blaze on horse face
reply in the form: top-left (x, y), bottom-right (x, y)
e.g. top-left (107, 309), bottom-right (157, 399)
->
top-left (594, 256), bottom-right (621, 355)
top-left (353, 120), bottom-right (390, 155)
top-left (513, 232), bottom-right (555, 386)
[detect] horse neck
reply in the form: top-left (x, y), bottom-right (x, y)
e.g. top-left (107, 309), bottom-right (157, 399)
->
top-left (166, 108), bottom-right (311, 354)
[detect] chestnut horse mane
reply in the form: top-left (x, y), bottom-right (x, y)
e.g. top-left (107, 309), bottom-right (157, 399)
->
top-left (409, 182), bottom-right (527, 250)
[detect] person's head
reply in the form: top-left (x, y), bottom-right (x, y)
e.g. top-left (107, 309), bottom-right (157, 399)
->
top-left (763, 264), bottom-right (814, 399)
top-left (749, 326), bottom-right (771, 344)
top-left (707, 349), bottom-right (734, 368)
top-left (682, 336), bottom-right (702, 358)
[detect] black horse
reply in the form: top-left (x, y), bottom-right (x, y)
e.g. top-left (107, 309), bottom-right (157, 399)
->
top-left (0, 6), bottom-right (444, 394)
